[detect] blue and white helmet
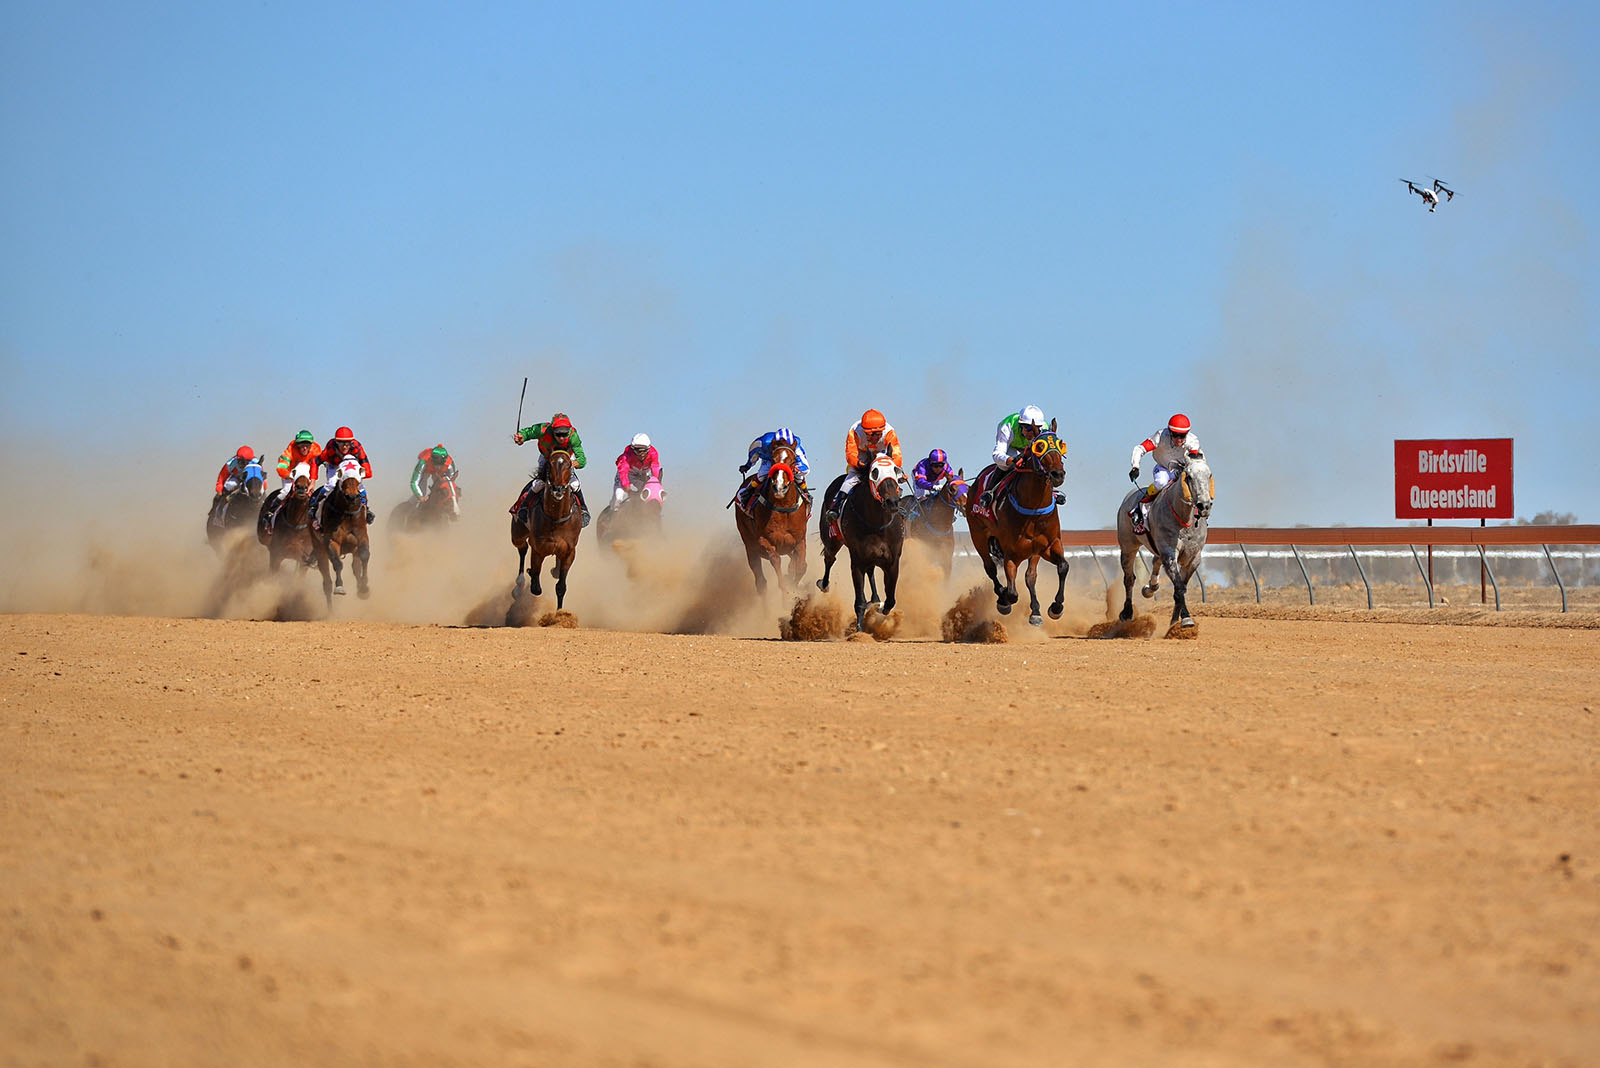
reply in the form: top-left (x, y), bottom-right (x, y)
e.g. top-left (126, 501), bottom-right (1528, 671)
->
top-left (774, 427), bottom-right (795, 444)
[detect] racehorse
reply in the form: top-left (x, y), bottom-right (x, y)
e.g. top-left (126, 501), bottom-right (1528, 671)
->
top-left (598, 474), bottom-right (665, 547)
top-left (208, 460), bottom-right (266, 550)
top-left (965, 427), bottom-right (1070, 625)
top-left (510, 448), bottom-right (581, 610)
top-left (391, 478), bottom-right (461, 531)
top-left (905, 468), bottom-right (967, 579)
top-left (311, 458), bottom-right (372, 607)
top-left (733, 442), bottom-right (810, 594)
top-left (816, 455), bottom-right (907, 630)
top-left (257, 465), bottom-right (316, 573)
top-left (1116, 454), bottom-right (1212, 628)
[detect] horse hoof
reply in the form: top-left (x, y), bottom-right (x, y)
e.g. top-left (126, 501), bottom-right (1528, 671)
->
top-left (1180, 617), bottom-right (1195, 628)
top-left (358, 588), bottom-right (370, 600)
top-left (1048, 604), bottom-right (1063, 620)
top-left (1141, 585), bottom-right (1156, 598)
top-left (996, 601), bottom-right (1011, 615)
top-left (816, 579), bottom-right (827, 592)
top-left (334, 587), bottom-right (347, 596)
top-left (1029, 614), bottom-right (1042, 626)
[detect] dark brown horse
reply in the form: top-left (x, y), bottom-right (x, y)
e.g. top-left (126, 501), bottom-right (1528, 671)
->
top-left (312, 464), bottom-right (372, 607)
top-left (965, 428), bottom-right (1069, 625)
top-left (510, 448), bottom-right (581, 611)
top-left (257, 473), bottom-right (315, 574)
top-left (733, 441), bottom-right (811, 594)
top-left (391, 478), bottom-right (461, 531)
top-left (816, 456), bottom-right (907, 630)
top-left (906, 467), bottom-right (967, 579)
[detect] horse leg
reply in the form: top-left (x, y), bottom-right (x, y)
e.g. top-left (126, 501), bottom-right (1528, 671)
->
top-left (316, 549), bottom-right (335, 610)
top-left (1047, 546), bottom-right (1069, 620)
top-left (983, 537), bottom-right (1007, 601)
top-left (513, 543), bottom-right (528, 597)
top-left (1001, 557), bottom-right (1021, 614)
top-left (881, 556), bottom-right (899, 618)
top-left (330, 544), bottom-right (346, 595)
top-left (790, 538), bottom-right (808, 588)
top-left (1165, 553), bottom-right (1191, 626)
top-left (1119, 545), bottom-right (1137, 621)
top-left (816, 539), bottom-right (837, 593)
top-left (530, 551), bottom-right (544, 597)
top-left (851, 561), bottom-right (868, 631)
top-left (744, 540), bottom-right (768, 596)
top-left (355, 542), bottom-right (371, 599)
top-left (1025, 555), bottom-right (1043, 626)
top-left (867, 568), bottom-right (880, 607)
top-left (554, 549), bottom-right (573, 610)
top-left (1141, 548), bottom-right (1162, 598)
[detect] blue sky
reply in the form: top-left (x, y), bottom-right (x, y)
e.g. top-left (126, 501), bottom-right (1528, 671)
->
top-left (2, 1), bottom-right (1595, 525)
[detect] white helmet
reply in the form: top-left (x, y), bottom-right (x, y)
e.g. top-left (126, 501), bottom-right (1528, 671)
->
top-left (630, 433), bottom-right (651, 449)
top-left (1020, 405), bottom-right (1046, 428)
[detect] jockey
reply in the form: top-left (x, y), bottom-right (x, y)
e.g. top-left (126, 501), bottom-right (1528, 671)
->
top-left (976, 405), bottom-right (1063, 512)
top-left (275, 430), bottom-right (323, 488)
top-left (211, 445), bottom-right (257, 523)
top-left (737, 427), bottom-right (809, 504)
top-left (312, 426), bottom-right (375, 525)
top-left (411, 444), bottom-right (459, 509)
top-left (613, 433), bottom-right (662, 507)
top-left (266, 430), bottom-right (323, 533)
top-left (512, 413), bottom-right (590, 527)
top-left (825, 409), bottom-right (906, 525)
top-left (1128, 413), bottom-right (1203, 534)
top-left (911, 449), bottom-right (955, 501)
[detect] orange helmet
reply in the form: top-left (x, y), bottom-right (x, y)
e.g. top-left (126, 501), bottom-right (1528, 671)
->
top-left (860, 409), bottom-right (886, 431)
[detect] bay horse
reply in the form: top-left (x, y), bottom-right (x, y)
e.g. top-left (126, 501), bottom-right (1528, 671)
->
top-left (1117, 454), bottom-right (1212, 628)
top-left (510, 448), bottom-right (581, 610)
top-left (906, 468), bottom-right (967, 580)
top-left (311, 459), bottom-right (372, 607)
top-left (733, 442), bottom-right (810, 594)
top-left (393, 478), bottom-right (461, 531)
top-left (257, 466), bottom-right (316, 573)
top-left (965, 427), bottom-right (1069, 625)
top-left (816, 455), bottom-right (907, 630)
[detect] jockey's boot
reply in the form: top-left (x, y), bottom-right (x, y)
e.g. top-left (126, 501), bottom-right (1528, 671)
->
top-left (359, 486), bottom-right (374, 524)
top-left (510, 482), bottom-right (533, 525)
top-left (977, 470), bottom-right (1010, 513)
top-left (308, 486), bottom-right (328, 533)
top-left (576, 488), bottom-right (592, 529)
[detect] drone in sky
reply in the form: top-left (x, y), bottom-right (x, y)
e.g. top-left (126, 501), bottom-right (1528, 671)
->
top-left (1399, 178), bottom-right (1456, 213)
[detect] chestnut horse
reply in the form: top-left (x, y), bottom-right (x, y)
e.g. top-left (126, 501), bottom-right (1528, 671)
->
top-left (312, 459), bottom-right (372, 607)
top-left (965, 428), bottom-right (1069, 625)
top-left (510, 448), bottom-right (581, 610)
top-left (733, 441), bottom-right (811, 594)
top-left (257, 468), bottom-right (316, 573)
top-left (906, 467), bottom-right (967, 580)
top-left (816, 455), bottom-right (907, 630)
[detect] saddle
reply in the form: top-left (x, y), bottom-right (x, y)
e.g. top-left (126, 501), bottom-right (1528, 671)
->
top-left (967, 467), bottom-right (1003, 520)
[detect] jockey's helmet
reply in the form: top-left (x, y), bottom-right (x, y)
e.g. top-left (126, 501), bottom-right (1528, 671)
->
top-left (860, 409), bottom-right (886, 432)
top-left (551, 413), bottom-right (573, 431)
top-left (630, 432), bottom-right (651, 452)
top-left (430, 445), bottom-right (449, 463)
top-left (927, 448), bottom-right (947, 468)
top-left (294, 429), bottom-right (315, 445)
top-left (235, 445), bottom-right (255, 461)
top-left (334, 426), bottom-right (355, 442)
top-left (1020, 405), bottom-right (1047, 429)
top-left (1167, 413), bottom-right (1191, 438)
top-left (774, 427), bottom-right (794, 444)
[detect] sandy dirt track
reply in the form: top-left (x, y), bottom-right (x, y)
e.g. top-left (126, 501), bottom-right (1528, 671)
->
top-left (4, 611), bottom-right (1598, 1067)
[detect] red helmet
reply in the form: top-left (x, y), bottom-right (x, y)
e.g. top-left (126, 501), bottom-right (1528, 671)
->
top-left (235, 445), bottom-right (255, 461)
top-left (551, 413), bottom-right (573, 430)
top-left (1167, 414), bottom-right (1191, 437)
top-left (334, 426), bottom-right (355, 442)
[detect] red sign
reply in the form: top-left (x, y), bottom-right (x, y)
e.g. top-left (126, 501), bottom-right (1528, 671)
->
top-left (1395, 438), bottom-right (1513, 519)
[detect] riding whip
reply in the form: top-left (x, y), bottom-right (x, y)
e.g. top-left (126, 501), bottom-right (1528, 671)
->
top-left (515, 376), bottom-right (527, 438)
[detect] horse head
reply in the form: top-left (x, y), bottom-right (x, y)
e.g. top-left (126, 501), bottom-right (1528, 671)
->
top-left (334, 457), bottom-right (364, 498)
top-left (1024, 433), bottom-right (1067, 488)
top-left (640, 478), bottom-right (666, 505)
top-left (1176, 455), bottom-right (1213, 519)
top-left (545, 450), bottom-right (573, 498)
top-left (867, 456), bottom-right (902, 503)
top-left (244, 461), bottom-right (266, 500)
top-left (767, 461), bottom-right (794, 502)
top-left (289, 464), bottom-right (313, 498)
top-left (942, 467), bottom-right (969, 508)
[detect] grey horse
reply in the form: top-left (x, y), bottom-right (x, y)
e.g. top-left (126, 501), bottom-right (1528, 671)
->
top-left (1116, 455), bottom-right (1212, 627)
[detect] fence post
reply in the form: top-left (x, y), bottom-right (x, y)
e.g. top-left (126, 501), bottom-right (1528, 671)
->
top-left (1238, 544), bottom-right (1261, 603)
top-left (1348, 545), bottom-right (1372, 610)
top-left (1408, 544), bottom-right (1434, 608)
top-left (1541, 544), bottom-right (1567, 613)
top-left (1475, 545), bottom-right (1501, 611)
top-left (1290, 544), bottom-right (1314, 605)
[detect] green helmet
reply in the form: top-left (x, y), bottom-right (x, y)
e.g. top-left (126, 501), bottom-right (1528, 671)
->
top-left (430, 445), bottom-right (449, 462)
top-left (294, 429), bottom-right (315, 444)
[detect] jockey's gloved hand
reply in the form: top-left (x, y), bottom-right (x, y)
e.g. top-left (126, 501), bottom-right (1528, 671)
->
top-left (1128, 467), bottom-right (1140, 483)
